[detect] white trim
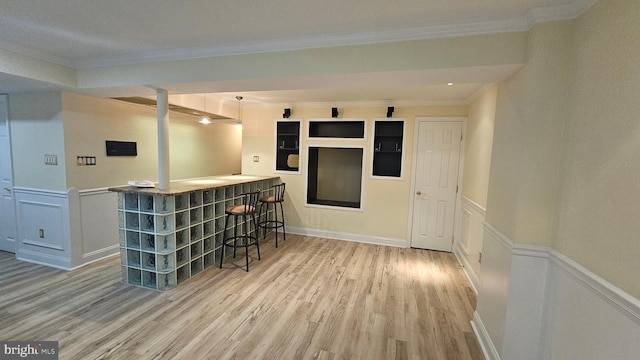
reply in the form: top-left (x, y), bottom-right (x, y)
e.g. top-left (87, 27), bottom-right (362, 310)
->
top-left (454, 249), bottom-right (479, 294)
top-left (16, 248), bottom-right (72, 270)
top-left (408, 117), bottom-right (466, 251)
top-left (69, 0), bottom-right (598, 69)
top-left (287, 226), bottom-right (407, 248)
top-left (13, 187), bottom-right (68, 198)
top-left (471, 311), bottom-right (501, 360)
top-left (462, 195), bottom-right (487, 215)
top-left (78, 187), bottom-right (111, 196)
top-left (473, 223), bottom-right (640, 359)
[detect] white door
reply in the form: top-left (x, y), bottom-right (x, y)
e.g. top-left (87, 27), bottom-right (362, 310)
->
top-left (0, 95), bottom-right (16, 253)
top-left (410, 121), bottom-right (462, 252)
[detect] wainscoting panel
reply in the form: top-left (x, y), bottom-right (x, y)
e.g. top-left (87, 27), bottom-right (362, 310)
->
top-left (472, 222), bottom-right (640, 360)
top-left (454, 196), bottom-right (486, 293)
top-left (77, 188), bottom-right (119, 265)
top-left (14, 188), bottom-right (72, 269)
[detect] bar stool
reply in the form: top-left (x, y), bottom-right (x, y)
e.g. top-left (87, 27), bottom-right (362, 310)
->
top-left (219, 190), bottom-right (261, 272)
top-left (258, 183), bottom-right (286, 247)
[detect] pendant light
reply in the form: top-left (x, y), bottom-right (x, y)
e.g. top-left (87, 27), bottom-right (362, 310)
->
top-left (199, 93), bottom-right (211, 124)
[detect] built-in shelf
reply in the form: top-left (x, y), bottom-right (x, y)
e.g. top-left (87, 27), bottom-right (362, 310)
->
top-left (276, 120), bottom-right (300, 172)
top-left (309, 120), bottom-right (365, 139)
top-left (372, 120), bottom-right (404, 178)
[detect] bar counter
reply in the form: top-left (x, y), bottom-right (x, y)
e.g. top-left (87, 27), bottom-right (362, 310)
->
top-left (109, 175), bottom-right (279, 290)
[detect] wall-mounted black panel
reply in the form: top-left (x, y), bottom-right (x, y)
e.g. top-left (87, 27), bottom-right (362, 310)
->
top-left (106, 140), bottom-right (137, 156)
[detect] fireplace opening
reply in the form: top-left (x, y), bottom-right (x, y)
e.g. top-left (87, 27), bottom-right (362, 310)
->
top-left (307, 147), bottom-right (363, 209)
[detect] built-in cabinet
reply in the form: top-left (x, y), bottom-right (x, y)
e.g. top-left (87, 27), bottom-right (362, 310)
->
top-left (275, 120), bottom-right (301, 172)
top-left (372, 119), bottom-right (405, 178)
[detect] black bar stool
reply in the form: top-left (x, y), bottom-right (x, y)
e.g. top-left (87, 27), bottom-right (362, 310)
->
top-left (219, 190), bottom-right (261, 272)
top-left (258, 183), bottom-right (286, 247)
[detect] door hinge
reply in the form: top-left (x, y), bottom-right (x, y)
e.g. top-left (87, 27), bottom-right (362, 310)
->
top-left (461, 132), bottom-right (463, 141)
top-left (456, 185), bottom-right (459, 193)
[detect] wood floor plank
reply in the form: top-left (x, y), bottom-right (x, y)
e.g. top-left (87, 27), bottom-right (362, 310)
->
top-left (0, 235), bottom-right (484, 359)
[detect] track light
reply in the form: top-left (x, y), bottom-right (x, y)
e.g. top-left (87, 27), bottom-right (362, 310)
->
top-left (283, 108), bottom-right (291, 118)
top-left (387, 106), bottom-right (394, 118)
top-left (331, 107), bottom-right (339, 118)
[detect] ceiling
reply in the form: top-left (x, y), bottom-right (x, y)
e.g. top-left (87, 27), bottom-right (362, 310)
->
top-left (0, 0), bottom-right (596, 106)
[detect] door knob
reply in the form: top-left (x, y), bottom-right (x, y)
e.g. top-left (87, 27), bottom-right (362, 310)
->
top-left (416, 191), bottom-right (422, 195)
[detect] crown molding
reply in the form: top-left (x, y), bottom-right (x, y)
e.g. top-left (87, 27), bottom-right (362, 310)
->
top-left (2, 0), bottom-right (599, 71)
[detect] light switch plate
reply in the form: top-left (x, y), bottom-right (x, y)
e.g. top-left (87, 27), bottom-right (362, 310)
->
top-left (253, 156), bottom-right (259, 162)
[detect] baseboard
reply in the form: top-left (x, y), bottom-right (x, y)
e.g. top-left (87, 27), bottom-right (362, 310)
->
top-left (16, 248), bottom-right (72, 270)
top-left (471, 311), bottom-right (501, 360)
top-left (286, 226), bottom-right (407, 248)
top-left (454, 248), bottom-right (479, 294)
top-left (76, 244), bottom-right (120, 269)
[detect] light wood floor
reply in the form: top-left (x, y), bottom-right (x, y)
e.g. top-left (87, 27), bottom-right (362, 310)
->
top-left (0, 234), bottom-right (483, 360)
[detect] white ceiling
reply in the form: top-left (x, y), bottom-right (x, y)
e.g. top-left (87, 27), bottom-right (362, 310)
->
top-left (0, 0), bottom-right (596, 105)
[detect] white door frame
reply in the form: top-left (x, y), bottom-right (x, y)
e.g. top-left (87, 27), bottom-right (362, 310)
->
top-left (0, 94), bottom-right (17, 253)
top-left (407, 117), bottom-right (466, 251)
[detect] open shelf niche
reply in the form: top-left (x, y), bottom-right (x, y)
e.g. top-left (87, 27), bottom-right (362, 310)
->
top-left (372, 119), bottom-right (405, 178)
top-left (275, 120), bottom-right (301, 172)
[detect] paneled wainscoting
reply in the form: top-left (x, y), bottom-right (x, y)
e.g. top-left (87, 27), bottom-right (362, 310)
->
top-left (0, 234), bottom-right (483, 360)
top-left (473, 223), bottom-right (640, 360)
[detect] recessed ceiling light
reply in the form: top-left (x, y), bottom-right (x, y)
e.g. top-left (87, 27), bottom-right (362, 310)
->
top-left (199, 117), bottom-right (211, 125)
top-left (447, 82), bottom-right (454, 86)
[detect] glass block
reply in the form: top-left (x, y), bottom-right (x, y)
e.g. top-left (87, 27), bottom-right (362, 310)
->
top-left (225, 199), bottom-right (234, 211)
top-left (203, 252), bottom-right (215, 268)
top-left (203, 220), bottom-right (214, 237)
top-left (191, 257), bottom-right (203, 276)
top-left (118, 211), bottom-right (125, 229)
top-left (120, 266), bottom-right (128, 283)
top-left (156, 234), bottom-right (175, 254)
top-left (141, 252), bottom-right (156, 271)
top-left (125, 212), bottom-right (139, 230)
top-left (190, 241), bottom-right (202, 258)
top-left (175, 194), bottom-right (189, 211)
top-left (176, 229), bottom-right (189, 248)
top-left (190, 191), bottom-right (202, 207)
top-left (117, 193), bottom-right (125, 210)
top-left (142, 271), bottom-right (157, 289)
top-left (140, 194), bottom-right (154, 213)
top-left (176, 265), bottom-right (189, 284)
top-left (216, 217), bottom-right (226, 232)
top-left (157, 253), bottom-right (176, 272)
top-left (190, 224), bottom-right (202, 242)
top-left (190, 208), bottom-right (202, 225)
top-left (128, 267), bottom-right (141, 286)
top-left (127, 249), bottom-right (141, 268)
top-left (125, 193), bottom-right (138, 211)
top-left (119, 248), bottom-right (127, 265)
top-left (203, 204), bottom-right (214, 220)
top-left (156, 214), bottom-right (174, 234)
top-left (215, 202), bottom-right (225, 217)
top-left (155, 195), bottom-right (174, 214)
top-left (141, 233), bottom-right (155, 252)
top-left (203, 236), bottom-right (214, 253)
top-left (126, 231), bottom-right (140, 249)
top-left (203, 190), bottom-right (214, 204)
top-left (119, 229), bottom-right (126, 247)
top-left (234, 185), bottom-right (242, 198)
top-left (215, 232), bottom-right (224, 249)
top-left (215, 188), bottom-right (225, 201)
top-left (225, 186), bottom-right (234, 199)
top-left (141, 214), bottom-right (155, 232)
top-left (176, 247), bottom-right (189, 267)
top-left (157, 272), bottom-right (177, 291)
top-left (175, 211), bottom-right (188, 229)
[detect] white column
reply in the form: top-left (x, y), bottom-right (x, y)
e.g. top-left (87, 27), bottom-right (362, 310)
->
top-left (157, 89), bottom-right (170, 190)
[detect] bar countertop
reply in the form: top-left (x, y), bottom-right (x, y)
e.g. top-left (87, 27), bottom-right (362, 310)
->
top-left (108, 174), bottom-right (279, 195)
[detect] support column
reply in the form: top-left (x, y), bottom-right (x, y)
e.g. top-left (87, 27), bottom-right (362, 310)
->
top-left (157, 89), bottom-right (170, 190)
